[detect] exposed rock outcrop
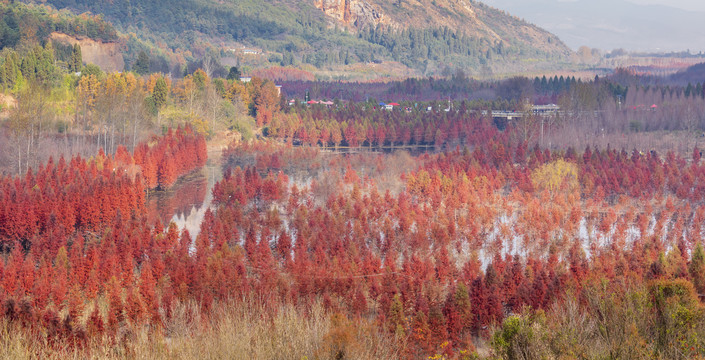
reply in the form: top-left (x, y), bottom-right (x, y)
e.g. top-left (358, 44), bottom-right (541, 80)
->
top-left (313, 0), bottom-right (389, 28)
top-left (50, 32), bottom-right (125, 72)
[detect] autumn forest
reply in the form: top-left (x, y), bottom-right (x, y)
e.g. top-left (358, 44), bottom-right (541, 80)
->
top-left (3, 1), bottom-right (705, 359)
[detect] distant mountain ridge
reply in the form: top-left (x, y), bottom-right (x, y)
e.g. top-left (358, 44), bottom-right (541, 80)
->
top-left (24, 0), bottom-right (574, 76)
top-left (313, 0), bottom-right (571, 55)
top-left (479, 0), bottom-right (705, 53)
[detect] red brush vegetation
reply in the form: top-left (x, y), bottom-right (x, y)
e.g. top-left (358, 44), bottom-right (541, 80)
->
top-left (3, 117), bottom-right (705, 357)
top-left (133, 125), bottom-right (207, 189)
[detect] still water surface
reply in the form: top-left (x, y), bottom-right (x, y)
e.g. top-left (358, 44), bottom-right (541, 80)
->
top-left (146, 162), bottom-right (222, 240)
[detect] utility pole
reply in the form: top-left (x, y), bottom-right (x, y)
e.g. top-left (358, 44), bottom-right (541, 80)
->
top-left (540, 117), bottom-right (544, 148)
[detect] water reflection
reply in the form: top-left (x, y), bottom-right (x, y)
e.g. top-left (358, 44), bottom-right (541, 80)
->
top-left (146, 163), bottom-right (222, 239)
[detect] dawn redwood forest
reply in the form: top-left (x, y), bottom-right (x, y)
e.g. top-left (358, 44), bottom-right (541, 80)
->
top-left (4, 1), bottom-right (705, 359)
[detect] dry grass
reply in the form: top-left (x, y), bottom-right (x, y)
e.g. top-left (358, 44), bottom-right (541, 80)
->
top-left (491, 281), bottom-right (705, 360)
top-left (0, 299), bottom-right (400, 360)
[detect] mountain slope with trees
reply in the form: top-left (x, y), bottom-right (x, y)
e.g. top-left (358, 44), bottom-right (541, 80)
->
top-left (28, 0), bottom-right (574, 76)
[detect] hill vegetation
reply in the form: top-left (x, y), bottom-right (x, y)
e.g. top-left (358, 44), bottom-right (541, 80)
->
top-left (0, 2), bottom-right (121, 88)
top-left (0, 2), bottom-right (118, 49)
top-left (28, 0), bottom-right (574, 76)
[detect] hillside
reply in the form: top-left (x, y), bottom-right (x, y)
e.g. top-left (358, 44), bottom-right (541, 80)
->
top-left (0, 2), bottom-right (123, 84)
top-left (670, 62), bottom-right (705, 85)
top-left (28, 0), bottom-right (574, 76)
top-left (0, 2), bottom-right (118, 49)
top-left (315, 0), bottom-right (568, 55)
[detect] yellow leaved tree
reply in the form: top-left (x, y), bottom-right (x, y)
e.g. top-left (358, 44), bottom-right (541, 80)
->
top-left (531, 159), bottom-right (579, 193)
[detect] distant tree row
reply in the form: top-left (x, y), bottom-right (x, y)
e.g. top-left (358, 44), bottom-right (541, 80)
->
top-left (268, 105), bottom-right (497, 149)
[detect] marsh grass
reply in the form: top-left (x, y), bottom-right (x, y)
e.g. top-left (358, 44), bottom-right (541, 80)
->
top-left (0, 298), bottom-right (400, 359)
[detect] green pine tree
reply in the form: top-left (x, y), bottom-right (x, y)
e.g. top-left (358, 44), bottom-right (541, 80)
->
top-left (70, 44), bottom-right (82, 73)
top-left (133, 50), bottom-right (150, 75)
top-left (152, 77), bottom-right (168, 110)
top-left (226, 66), bottom-right (240, 81)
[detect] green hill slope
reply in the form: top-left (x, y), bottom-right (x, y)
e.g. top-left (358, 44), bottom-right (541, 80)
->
top-left (22, 0), bottom-right (575, 76)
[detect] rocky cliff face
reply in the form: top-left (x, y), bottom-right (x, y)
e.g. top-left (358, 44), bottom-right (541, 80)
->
top-left (313, 0), bottom-right (389, 28)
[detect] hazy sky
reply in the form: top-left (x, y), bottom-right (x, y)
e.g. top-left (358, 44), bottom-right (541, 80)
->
top-left (481, 0), bottom-right (705, 51)
top-left (625, 0), bottom-right (705, 12)
top-left (487, 0), bottom-right (705, 13)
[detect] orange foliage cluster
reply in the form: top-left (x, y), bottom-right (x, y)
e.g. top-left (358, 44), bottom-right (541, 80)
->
top-left (133, 125), bottom-right (207, 189)
top-left (219, 76), bottom-right (281, 127)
